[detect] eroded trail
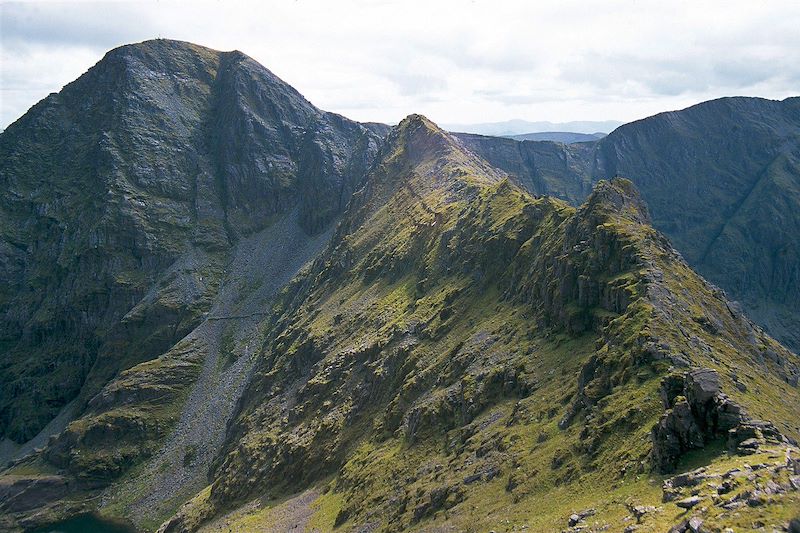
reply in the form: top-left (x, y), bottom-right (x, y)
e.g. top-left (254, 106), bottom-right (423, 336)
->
top-left (100, 212), bottom-right (335, 526)
top-left (199, 489), bottom-right (321, 533)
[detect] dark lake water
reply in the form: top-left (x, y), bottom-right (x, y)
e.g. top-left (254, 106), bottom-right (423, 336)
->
top-left (30, 513), bottom-right (138, 533)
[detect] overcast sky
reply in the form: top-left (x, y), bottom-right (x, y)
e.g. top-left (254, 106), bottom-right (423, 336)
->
top-left (2, 0), bottom-right (800, 129)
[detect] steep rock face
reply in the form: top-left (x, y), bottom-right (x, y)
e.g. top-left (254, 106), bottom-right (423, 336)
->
top-left (0, 39), bottom-right (384, 447)
top-left (652, 368), bottom-right (747, 473)
top-left (455, 132), bottom-right (598, 203)
top-left (598, 97), bottom-right (800, 353)
top-left (162, 117), bottom-right (799, 533)
top-left (461, 97), bottom-right (800, 353)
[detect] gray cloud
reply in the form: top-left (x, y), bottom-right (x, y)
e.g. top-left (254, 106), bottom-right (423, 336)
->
top-left (558, 52), bottom-right (799, 98)
top-left (1, 2), bottom-right (155, 49)
top-left (1, 0), bottom-right (799, 128)
top-left (384, 72), bottom-right (448, 98)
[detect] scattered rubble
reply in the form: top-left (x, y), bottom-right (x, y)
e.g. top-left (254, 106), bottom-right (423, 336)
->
top-left (662, 443), bottom-right (800, 532)
top-left (567, 508), bottom-right (596, 528)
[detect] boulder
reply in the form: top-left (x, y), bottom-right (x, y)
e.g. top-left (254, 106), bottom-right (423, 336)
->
top-left (727, 420), bottom-right (784, 454)
top-left (675, 496), bottom-right (701, 509)
top-left (736, 438), bottom-right (761, 455)
top-left (688, 516), bottom-right (704, 532)
top-left (715, 395), bottom-right (745, 432)
top-left (568, 508), bottom-right (596, 527)
top-left (685, 368), bottom-right (719, 406)
top-left (651, 399), bottom-right (703, 473)
top-left (669, 520), bottom-right (689, 533)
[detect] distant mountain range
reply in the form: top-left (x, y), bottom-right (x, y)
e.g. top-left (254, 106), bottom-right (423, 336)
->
top-left (0, 40), bottom-right (798, 533)
top-left (505, 131), bottom-right (606, 143)
top-left (443, 118), bottom-right (623, 136)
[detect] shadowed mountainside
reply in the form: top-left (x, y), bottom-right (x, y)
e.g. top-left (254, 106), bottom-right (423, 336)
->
top-left (506, 131), bottom-right (605, 143)
top-left (0, 39), bottom-right (386, 449)
top-left (457, 97), bottom-right (800, 353)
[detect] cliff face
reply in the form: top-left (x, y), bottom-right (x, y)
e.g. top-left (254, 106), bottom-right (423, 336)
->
top-left (0, 39), bottom-right (384, 446)
top-left (454, 132), bottom-right (599, 203)
top-left (161, 117), bottom-right (799, 533)
top-left (459, 97), bottom-right (800, 354)
top-left (598, 97), bottom-right (800, 354)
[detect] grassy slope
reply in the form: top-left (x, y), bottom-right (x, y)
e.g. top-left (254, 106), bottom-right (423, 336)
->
top-left (162, 116), bottom-right (800, 532)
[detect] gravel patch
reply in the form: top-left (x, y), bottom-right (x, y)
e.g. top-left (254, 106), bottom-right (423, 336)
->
top-left (100, 210), bottom-right (335, 525)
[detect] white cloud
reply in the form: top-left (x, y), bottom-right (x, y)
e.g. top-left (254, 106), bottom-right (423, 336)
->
top-left (1, 0), bottom-right (799, 128)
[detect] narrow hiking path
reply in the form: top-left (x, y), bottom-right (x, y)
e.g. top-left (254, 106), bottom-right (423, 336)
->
top-left (99, 211), bottom-right (336, 526)
top-left (199, 489), bottom-right (322, 532)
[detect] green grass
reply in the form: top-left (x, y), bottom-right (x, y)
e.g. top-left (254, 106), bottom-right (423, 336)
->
top-left (91, 125), bottom-right (800, 533)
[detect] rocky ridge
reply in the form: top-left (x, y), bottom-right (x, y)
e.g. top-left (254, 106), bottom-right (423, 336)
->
top-left (158, 117), bottom-right (799, 532)
top-left (458, 97), bottom-right (800, 354)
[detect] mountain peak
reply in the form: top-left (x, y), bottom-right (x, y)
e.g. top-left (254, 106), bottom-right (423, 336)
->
top-left (581, 177), bottom-right (652, 226)
top-left (0, 35), bottom-right (386, 451)
top-left (102, 38), bottom-right (223, 66)
top-left (397, 113), bottom-right (441, 132)
top-left (390, 113), bottom-right (452, 154)
top-left (355, 115), bottom-right (509, 215)
top-left (384, 114), bottom-right (502, 179)
top-left (106, 38), bottom-right (248, 62)
top-left (83, 39), bottom-right (301, 110)
top-left (114, 37), bottom-right (214, 51)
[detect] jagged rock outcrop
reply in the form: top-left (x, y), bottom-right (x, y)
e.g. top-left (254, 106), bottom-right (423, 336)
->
top-left (652, 368), bottom-right (793, 473)
top-left (460, 97), bottom-right (800, 353)
top-left (652, 368), bottom-right (748, 473)
top-left (728, 419), bottom-right (787, 455)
